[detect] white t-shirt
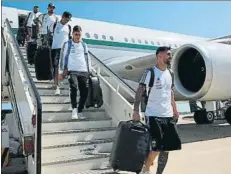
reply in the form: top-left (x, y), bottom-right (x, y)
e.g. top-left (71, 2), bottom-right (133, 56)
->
top-left (140, 66), bottom-right (173, 117)
top-left (50, 22), bottom-right (71, 49)
top-left (26, 12), bottom-right (41, 27)
top-left (59, 40), bottom-right (91, 73)
top-left (40, 14), bottom-right (57, 34)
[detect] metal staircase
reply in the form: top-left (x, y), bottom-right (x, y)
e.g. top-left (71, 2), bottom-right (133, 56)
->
top-left (20, 47), bottom-right (117, 173)
top-left (2, 18), bottom-right (139, 174)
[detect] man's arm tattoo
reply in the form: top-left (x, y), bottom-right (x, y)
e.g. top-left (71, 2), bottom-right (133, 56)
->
top-left (171, 90), bottom-right (177, 112)
top-left (133, 84), bottom-right (145, 112)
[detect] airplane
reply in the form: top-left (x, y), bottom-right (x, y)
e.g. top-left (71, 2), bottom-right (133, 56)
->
top-left (2, 6), bottom-right (231, 125)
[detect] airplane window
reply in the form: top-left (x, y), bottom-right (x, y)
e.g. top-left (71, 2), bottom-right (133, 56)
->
top-left (110, 36), bottom-right (114, 41)
top-left (124, 38), bottom-right (128, 42)
top-left (85, 33), bottom-right (90, 38)
top-left (131, 38), bottom-right (135, 43)
top-left (145, 40), bottom-right (148, 44)
top-left (138, 39), bottom-right (142, 44)
top-left (94, 34), bottom-right (99, 39)
top-left (151, 41), bottom-right (154, 45)
top-left (102, 35), bottom-right (106, 40)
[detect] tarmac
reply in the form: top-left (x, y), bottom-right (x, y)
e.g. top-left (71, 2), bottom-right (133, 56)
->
top-left (149, 116), bottom-right (231, 174)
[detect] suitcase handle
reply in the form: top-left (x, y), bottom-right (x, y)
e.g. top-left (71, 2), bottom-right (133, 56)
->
top-left (126, 120), bottom-right (149, 131)
top-left (126, 120), bottom-right (148, 128)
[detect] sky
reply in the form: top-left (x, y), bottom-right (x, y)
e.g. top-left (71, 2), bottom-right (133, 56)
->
top-left (2, 1), bottom-right (231, 38)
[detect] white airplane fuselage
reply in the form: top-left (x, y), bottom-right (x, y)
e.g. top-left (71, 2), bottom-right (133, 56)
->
top-left (2, 6), bottom-right (231, 102)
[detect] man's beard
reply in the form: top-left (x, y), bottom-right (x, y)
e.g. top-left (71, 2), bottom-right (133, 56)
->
top-left (164, 60), bottom-right (171, 67)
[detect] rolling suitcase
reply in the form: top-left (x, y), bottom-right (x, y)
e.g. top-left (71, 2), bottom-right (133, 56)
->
top-left (85, 75), bottom-right (103, 108)
top-left (109, 120), bottom-right (151, 174)
top-left (34, 45), bottom-right (53, 80)
top-left (26, 41), bottom-right (37, 65)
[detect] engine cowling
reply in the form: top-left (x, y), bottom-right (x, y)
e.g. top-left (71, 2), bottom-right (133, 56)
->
top-left (172, 42), bottom-right (231, 101)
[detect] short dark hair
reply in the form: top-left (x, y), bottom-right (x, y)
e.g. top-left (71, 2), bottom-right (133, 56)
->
top-left (73, 25), bottom-right (82, 32)
top-left (34, 5), bottom-right (39, 8)
top-left (62, 11), bottom-right (72, 19)
top-left (156, 46), bottom-right (171, 56)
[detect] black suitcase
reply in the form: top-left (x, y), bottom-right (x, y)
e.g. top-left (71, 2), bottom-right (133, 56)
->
top-left (34, 45), bottom-right (53, 80)
top-left (26, 41), bottom-right (37, 65)
top-left (85, 75), bottom-right (103, 108)
top-left (16, 27), bottom-right (26, 46)
top-left (109, 120), bottom-right (151, 174)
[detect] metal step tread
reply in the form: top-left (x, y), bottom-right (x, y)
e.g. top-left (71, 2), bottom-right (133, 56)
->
top-left (42, 117), bottom-right (112, 123)
top-left (42, 101), bottom-right (71, 104)
top-left (68, 168), bottom-right (114, 174)
top-left (40, 94), bottom-right (69, 96)
top-left (42, 108), bottom-right (105, 113)
top-left (42, 138), bottom-right (114, 149)
top-left (37, 86), bottom-right (69, 90)
top-left (41, 153), bottom-right (110, 166)
top-left (42, 127), bottom-right (117, 135)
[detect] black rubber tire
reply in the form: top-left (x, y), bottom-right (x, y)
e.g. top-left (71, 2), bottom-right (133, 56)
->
top-left (204, 111), bottom-right (215, 124)
top-left (194, 110), bottom-right (206, 124)
top-left (225, 106), bottom-right (231, 125)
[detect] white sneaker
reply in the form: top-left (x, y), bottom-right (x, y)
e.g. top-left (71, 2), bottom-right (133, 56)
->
top-left (71, 108), bottom-right (79, 119)
top-left (78, 112), bottom-right (86, 119)
top-left (55, 87), bottom-right (60, 95)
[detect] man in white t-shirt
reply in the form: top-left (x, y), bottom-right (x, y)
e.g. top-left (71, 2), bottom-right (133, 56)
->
top-left (133, 46), bottom-right (181, 174)
top-left (35, 3), bottom-right (58, 45)
top-left (25, 5), bottom-right (41, 40)
top-left (49, 11), bottom-right (72, 95)
top-left (58, 25), bottom-right (91, 120)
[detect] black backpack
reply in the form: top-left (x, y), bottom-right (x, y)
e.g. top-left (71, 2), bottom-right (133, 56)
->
top-left (140, 67), bottom-right (174, 112)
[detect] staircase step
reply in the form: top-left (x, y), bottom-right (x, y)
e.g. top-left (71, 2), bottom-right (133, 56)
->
top-left (42, 101), bottom-right (72, 111)
top-left (41, 94), bottom-right (70, 103)
top-left (41, 154), bottom-right (110, 174)
top-left (35, 81), bottom-right (69, 88)
top-left (68, 169), bottom-right (114, 174)
top-left (42, 109), bottom-right (106, 122)
top-left (33, 77), bottom-right (69, 83)
top-left (42, 117), bottom-right (112, 132)
top-left (37, 86), bottom-right (69, 95)
top-left (42, 139), bottom-right (113, 161)
top-left (42, 127), bottom-right (116, 147)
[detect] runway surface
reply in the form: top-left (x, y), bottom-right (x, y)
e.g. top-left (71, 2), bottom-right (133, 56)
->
top-left (151, 117), bottom-right (231, 174)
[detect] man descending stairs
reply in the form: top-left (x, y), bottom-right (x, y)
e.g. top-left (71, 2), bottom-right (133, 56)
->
top-left (20, 46), bottom-right (116, 173)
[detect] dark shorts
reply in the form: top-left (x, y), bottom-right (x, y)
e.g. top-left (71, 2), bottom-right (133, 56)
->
top-left (146, 116), bottom-right (182, 151)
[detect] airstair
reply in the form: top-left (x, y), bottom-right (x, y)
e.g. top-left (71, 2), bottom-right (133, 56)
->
top-left (2, 19), bottom-right (143, 174)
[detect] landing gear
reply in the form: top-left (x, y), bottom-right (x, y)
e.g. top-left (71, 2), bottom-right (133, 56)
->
top-left (225, 106), bottom-right (231, 125)
top-left (194, 109), bottom-right (215, 124)
top-left (191, 100), bottom-right (231, 125)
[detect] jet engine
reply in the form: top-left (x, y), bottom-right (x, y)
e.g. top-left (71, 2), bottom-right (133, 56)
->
top-left (172, 42), bottom-right (231, 101)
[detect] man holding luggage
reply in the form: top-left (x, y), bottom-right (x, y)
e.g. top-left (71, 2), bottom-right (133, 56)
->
top-left (133, 46), bottom-right (181, 174)
top-left (25, 5), bottom-right (41, 41)
top-left (58, 25), bottom-right (91, 120)
top-left (49, 11), bottom-right (72, 95)
top-left (35, 3), bottom-right (58, 45)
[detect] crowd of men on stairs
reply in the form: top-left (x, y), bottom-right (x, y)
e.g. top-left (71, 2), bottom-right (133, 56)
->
top-left (24, 3), bottom-right (92, 120)
top-left (22, 3), bottom-right (182, 174)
